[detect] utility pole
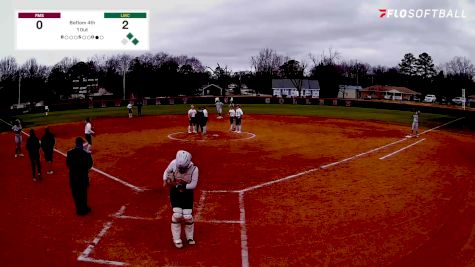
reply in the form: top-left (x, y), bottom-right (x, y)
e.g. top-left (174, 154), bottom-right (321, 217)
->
top-left (18, 74), bottom-right (21, 105)
top-left (122, 70), bottom-right (126, 100)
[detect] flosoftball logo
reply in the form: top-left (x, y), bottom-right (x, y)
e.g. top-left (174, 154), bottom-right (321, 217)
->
top-left (379, 9), bottom-right (466, 19)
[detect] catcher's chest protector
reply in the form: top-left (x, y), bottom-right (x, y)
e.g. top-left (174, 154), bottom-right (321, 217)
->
top-left (174, 166), bottom-right (196, 184)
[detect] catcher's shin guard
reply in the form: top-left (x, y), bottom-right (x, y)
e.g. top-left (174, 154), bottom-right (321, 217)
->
top-left (171, 208), bottom-right (183, 244)
top-left (183, 209), bottom-right (194, 242)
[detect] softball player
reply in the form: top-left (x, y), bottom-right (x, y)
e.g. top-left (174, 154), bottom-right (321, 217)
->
top-left (215, 101), bottom-right (224, 119)
top-left (235, 104), bottom-right (243, 133)
top-left (411, 110), bottom-right (419, 137)
top-left (202, 107), bottom-right (208, 134)
top-left (163, 150), bottom-right (199, 248)
top-left (228, 106), bottom-right (236, 131)
top-left (12, 119), bottom-right (24, 157)
top-left (187, 105), bottom-right (197, 133)
top-left (127, 103), bottom-right (133, 118)
top-left (84, 118), bottom-right (95, 145)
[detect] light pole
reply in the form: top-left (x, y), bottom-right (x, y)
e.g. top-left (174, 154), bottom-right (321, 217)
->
top-left (122, 70), bottom-right (126, 100)
top-left (18, 73), bottom-right (21, 105)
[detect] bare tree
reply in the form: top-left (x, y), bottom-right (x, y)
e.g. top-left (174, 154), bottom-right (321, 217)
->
top-left (56, 57), bottom-right (78, 72)
top-left (446, 56), bottom-right (475, 78)
top-left (250, 48), bottom-right (286, 75)
top-left (116, 54), bottom-right (132, 100)
top-left (0, 56), bottom-right (18, 79)
top-left (88, 55), bottom-right (108, 72)
top-left (152, 52), bottom-right (170, 68)
top-left (309, 48), bottom-right (341, 68)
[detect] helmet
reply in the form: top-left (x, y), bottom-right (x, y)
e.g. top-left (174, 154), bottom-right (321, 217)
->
top-left (176, 150), bottom-right (192, 169)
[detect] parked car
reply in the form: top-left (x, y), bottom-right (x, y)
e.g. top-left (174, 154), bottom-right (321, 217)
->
top-left (451, 97), bottom-right (466, 105)
top-left (412, 95), bottom-right (421, 102)
top-left (424, 94), bottom-right (437, 103)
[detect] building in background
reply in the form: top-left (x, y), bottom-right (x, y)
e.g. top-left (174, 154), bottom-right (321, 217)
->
top-left (360, 85), bottom-right (420, 101)
top-left (272, 79), bottom-right (320, 98)
top-left (338, 85), bottom-right (362, 99)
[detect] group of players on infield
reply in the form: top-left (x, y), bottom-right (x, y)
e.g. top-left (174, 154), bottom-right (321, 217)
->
top-left (187, 98), bottom-right (244, 134)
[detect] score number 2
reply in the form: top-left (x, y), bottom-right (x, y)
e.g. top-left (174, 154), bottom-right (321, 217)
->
top-left (122, 20), bottom-right (128, 29)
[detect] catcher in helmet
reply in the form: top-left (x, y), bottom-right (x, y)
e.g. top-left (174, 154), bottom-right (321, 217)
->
top-left (163, 150), bottom-right (199, 248)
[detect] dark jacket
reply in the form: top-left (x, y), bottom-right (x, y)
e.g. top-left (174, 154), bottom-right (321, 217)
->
top-left (26, 135), bottom-right (41, 158)
top-left (66, 147), bottom-right (93, 187)
top-left (41, 132), bottom-right (55, 152)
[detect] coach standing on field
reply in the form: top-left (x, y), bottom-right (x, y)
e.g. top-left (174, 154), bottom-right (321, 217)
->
top-left (67, 137), bottom-right (93, 216)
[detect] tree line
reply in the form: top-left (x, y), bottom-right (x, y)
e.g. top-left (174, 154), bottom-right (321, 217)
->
top-left (0, 49), bottom-right (473, 107)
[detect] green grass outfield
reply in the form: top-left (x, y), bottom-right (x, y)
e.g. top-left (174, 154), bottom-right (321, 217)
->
top-left (0, 104), bottom-right (470, 132)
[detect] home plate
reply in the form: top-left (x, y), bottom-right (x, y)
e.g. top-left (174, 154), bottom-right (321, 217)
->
top-left (212, 134), bottom-right (219, 137)
top-left (405, 135), bottom-right (413, 138)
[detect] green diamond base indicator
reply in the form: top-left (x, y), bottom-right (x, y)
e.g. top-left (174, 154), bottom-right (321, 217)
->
top-left (104, 12), bottom-right (147, 18)
top-left (127, 33), bottom-right (134, 39)
top-left (132, 38), bottom-right (139, 45)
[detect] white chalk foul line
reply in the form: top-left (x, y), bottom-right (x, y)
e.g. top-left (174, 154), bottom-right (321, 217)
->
top-left (76, 256), bottom-right (127, 266)
top-left (239, 138), bottom-right (408, 193)
top-left (379, 138), bottom-right (426, 160)
top-left (239, 116), bottom-right (465, 193)
top-left (420, 117), bottom-right (465, 135)
top-left (91, 167), bottom-right (145, 193)
top-left (239, 192), bottom-right (250, 267)
top-left (78, 205), bottom-right (127, 266)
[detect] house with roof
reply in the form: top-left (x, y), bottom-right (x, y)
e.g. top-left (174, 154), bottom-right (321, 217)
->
top-left (360, 85), bottom-right (421, 101)
top-left (272, 79), bottom-right (320, 98)
top-left (201, 84), bottom-right (224, 96)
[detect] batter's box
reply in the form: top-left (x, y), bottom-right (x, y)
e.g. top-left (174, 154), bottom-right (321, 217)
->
top-left (195, 191), bottom-right (241, 223)
top-left (90, 218), bottom-right (242, 266)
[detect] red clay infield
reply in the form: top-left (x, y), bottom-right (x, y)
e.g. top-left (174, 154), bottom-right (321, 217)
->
top-left (0, 114), bottom-right (474, 266)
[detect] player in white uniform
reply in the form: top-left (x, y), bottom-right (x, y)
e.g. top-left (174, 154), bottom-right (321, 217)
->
top-left (228, 106), bottom-right (236, 131)
top-left (411, 110), bottom-right (419, 137)
top-left (163, 150), bottom-right (199, 248)
top-left (202, 107), bottom-right (208, 134)
top-left (215, 101), bottom-right (224, 119)
top-left (187, 105), bottom-right (197, 134)
top-left (235, 105), bottom-right (244, 133)
top-left (127, 103), bottom-right (133, 118)
top-left (84, 118), bottom-right (95, 146)
top-left (12, 119), bottom-right (24, 157)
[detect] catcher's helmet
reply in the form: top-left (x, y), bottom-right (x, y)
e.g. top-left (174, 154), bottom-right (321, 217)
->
top-left (176, 150), bottom-right (192, 170)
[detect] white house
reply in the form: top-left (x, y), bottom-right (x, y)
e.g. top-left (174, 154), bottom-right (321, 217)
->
top-left (272, 79), bottom-right (320, 98)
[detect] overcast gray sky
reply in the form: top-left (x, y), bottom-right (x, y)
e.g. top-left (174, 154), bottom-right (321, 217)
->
top-left (1, 0), bottom-right (474, 71)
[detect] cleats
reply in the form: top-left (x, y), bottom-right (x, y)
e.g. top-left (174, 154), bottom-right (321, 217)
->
top-left (173, 239), bottom-right (183, 248)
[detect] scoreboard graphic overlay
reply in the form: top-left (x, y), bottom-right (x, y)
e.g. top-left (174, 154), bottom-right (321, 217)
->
top-left (16, 10), bottom-right (149, 50)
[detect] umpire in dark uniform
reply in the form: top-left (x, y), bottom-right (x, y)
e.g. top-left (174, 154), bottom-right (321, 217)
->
top-left (66, 137), bottom-right (93, 216)
top-left (195, 107), bottom-right (204, 133)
